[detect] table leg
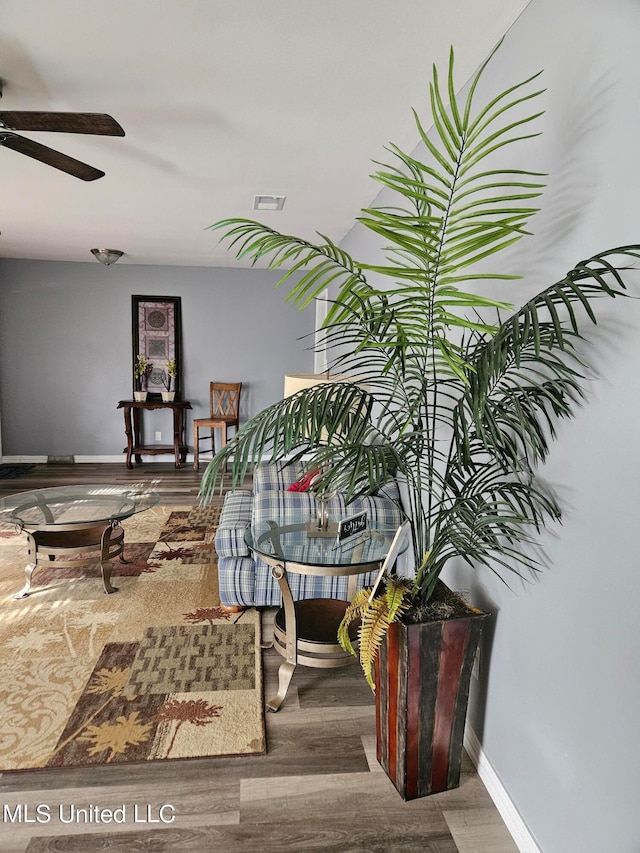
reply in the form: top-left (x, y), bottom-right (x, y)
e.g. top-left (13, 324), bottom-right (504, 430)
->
top-left (100, 523), bottom-right (119, 594)
top-left (173, 406), bottom-right (183, 468)
top-left (266, 562), bottom-right (297, 712)
top-left (14, 565), bottom-right (36, 599)
top-left (268, 661), bottom-right (295, 713)
top-left (13, 532), bottom-right (38, 599)
top-left (132, 407), bottom-right (142, 464)
top-left (123, 404), bottom-right (134, 469)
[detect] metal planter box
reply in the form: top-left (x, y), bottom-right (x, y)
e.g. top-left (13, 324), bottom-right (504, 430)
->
top-left (375, 609), bottom-right (487, 800)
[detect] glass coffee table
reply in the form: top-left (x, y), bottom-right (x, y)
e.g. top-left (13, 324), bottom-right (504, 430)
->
top-left (0, 485), bottom-right (159, 599)
top-left (246, 516), bottom-right (406, 711)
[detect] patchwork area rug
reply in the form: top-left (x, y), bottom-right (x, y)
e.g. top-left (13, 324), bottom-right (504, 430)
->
top-left (0, 505), bottom-right (265, 770)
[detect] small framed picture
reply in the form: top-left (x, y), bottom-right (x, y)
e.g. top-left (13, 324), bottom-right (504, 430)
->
top-left (132, 296), bottom-right (182, 399)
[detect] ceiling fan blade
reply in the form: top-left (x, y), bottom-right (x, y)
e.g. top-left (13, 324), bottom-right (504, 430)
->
top-left (0, 132), bottom-right (105, 181)
top-left (0, 112), bottom-right (125, 136)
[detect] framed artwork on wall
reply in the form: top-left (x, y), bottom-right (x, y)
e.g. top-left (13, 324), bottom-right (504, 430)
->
top-left (132, 295), bottom-right (182, 400)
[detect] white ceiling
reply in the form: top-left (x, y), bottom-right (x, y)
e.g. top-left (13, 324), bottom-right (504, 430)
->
top-left (0, 0), bottom-right (530, 267)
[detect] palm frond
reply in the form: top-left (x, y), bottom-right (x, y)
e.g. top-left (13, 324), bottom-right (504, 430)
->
top-left (209, 220), bottom-right (370, 314)
top-left (202, 42), bottom-right (640, 693)
top-left (449, 248), bottom-right (640, 478)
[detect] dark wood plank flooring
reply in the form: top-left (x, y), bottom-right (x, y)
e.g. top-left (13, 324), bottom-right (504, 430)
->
top-left (0, 464), bottom-right (516, 853)
top-left (0, 461), bottom-right (220, 506)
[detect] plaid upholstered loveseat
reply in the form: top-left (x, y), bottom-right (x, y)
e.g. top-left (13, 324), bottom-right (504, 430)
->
top-left (214, 461), bottom-right (404, 608)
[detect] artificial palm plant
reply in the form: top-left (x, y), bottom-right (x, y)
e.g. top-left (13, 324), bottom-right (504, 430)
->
top-left (200, 44), bottom-right (639, 685)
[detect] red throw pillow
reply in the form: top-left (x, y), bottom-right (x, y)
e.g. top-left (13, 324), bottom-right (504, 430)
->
top-left (287, 468), bottom-right (320, 492)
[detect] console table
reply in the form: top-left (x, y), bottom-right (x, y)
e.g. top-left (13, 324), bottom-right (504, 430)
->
top-left (118, 399), bottom-right (192, 468)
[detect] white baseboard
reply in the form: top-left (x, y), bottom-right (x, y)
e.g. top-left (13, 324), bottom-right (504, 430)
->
top-left (75, 454), bottom-right (198, 464)
top-left (1, 455), bottom-right (48, 463)
top-left (2, 455), bottom-right (198, 464)
top-left (464, 725), bottom-right (541, 853)
top-left (74, 455), bottom-right (135, 463)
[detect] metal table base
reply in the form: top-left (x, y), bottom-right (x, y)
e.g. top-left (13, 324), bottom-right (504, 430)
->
top-left (14, 520), bottom-right (129, 599)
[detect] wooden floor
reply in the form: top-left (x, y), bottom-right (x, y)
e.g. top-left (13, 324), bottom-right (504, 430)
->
top-left (0, 464), bottom-right (517, 853)
top-left (0, 461), bottom-right (213, 506)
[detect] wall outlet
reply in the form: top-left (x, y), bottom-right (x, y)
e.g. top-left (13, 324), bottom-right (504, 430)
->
top-left (155, 431), bottom-right (162, 442)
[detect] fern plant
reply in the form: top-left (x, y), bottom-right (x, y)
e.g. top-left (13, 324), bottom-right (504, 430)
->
top-left (338, 576), bottom-right (413, 688)
top-left (200, 43), bottom-right (640, 686)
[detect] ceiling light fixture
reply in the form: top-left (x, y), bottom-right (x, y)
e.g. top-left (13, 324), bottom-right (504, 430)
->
top-left (91, 248), bottom-right (124, 266)
top-left (253, 194), bottom-right (286, 211)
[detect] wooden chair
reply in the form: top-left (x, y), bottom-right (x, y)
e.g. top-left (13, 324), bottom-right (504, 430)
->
top-left (193, 382), bottom-right (242, 470)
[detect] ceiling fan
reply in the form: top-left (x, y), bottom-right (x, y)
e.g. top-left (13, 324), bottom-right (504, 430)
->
top-left (0, 83), bottom-right (124, 181)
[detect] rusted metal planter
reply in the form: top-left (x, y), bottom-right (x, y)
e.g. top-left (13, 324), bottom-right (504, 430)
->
top-left (375, 607), bottom-right (487, 800)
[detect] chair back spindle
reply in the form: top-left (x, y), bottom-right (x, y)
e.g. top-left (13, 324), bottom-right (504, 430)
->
top-left (211, 382), bottom-right (241, 419)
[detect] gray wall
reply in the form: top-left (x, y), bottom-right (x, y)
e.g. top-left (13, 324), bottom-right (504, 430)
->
top-left (0, 259), bottom-right (314, 456)
top-left (341, 0), bottom-right (640, 850)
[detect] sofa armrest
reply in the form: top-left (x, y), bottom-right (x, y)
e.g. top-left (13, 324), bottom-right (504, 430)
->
top-left (214, 489), bottom-right (253, 558)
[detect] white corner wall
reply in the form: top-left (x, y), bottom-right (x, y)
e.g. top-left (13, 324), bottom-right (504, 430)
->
top-left (341, 0), bottom-right (640, 849)
top-left (447, 2), bottom-right (640, 850)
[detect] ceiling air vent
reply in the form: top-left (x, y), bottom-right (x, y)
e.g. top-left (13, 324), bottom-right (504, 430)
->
top-left (253, 194), bottom-right (286, 211)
